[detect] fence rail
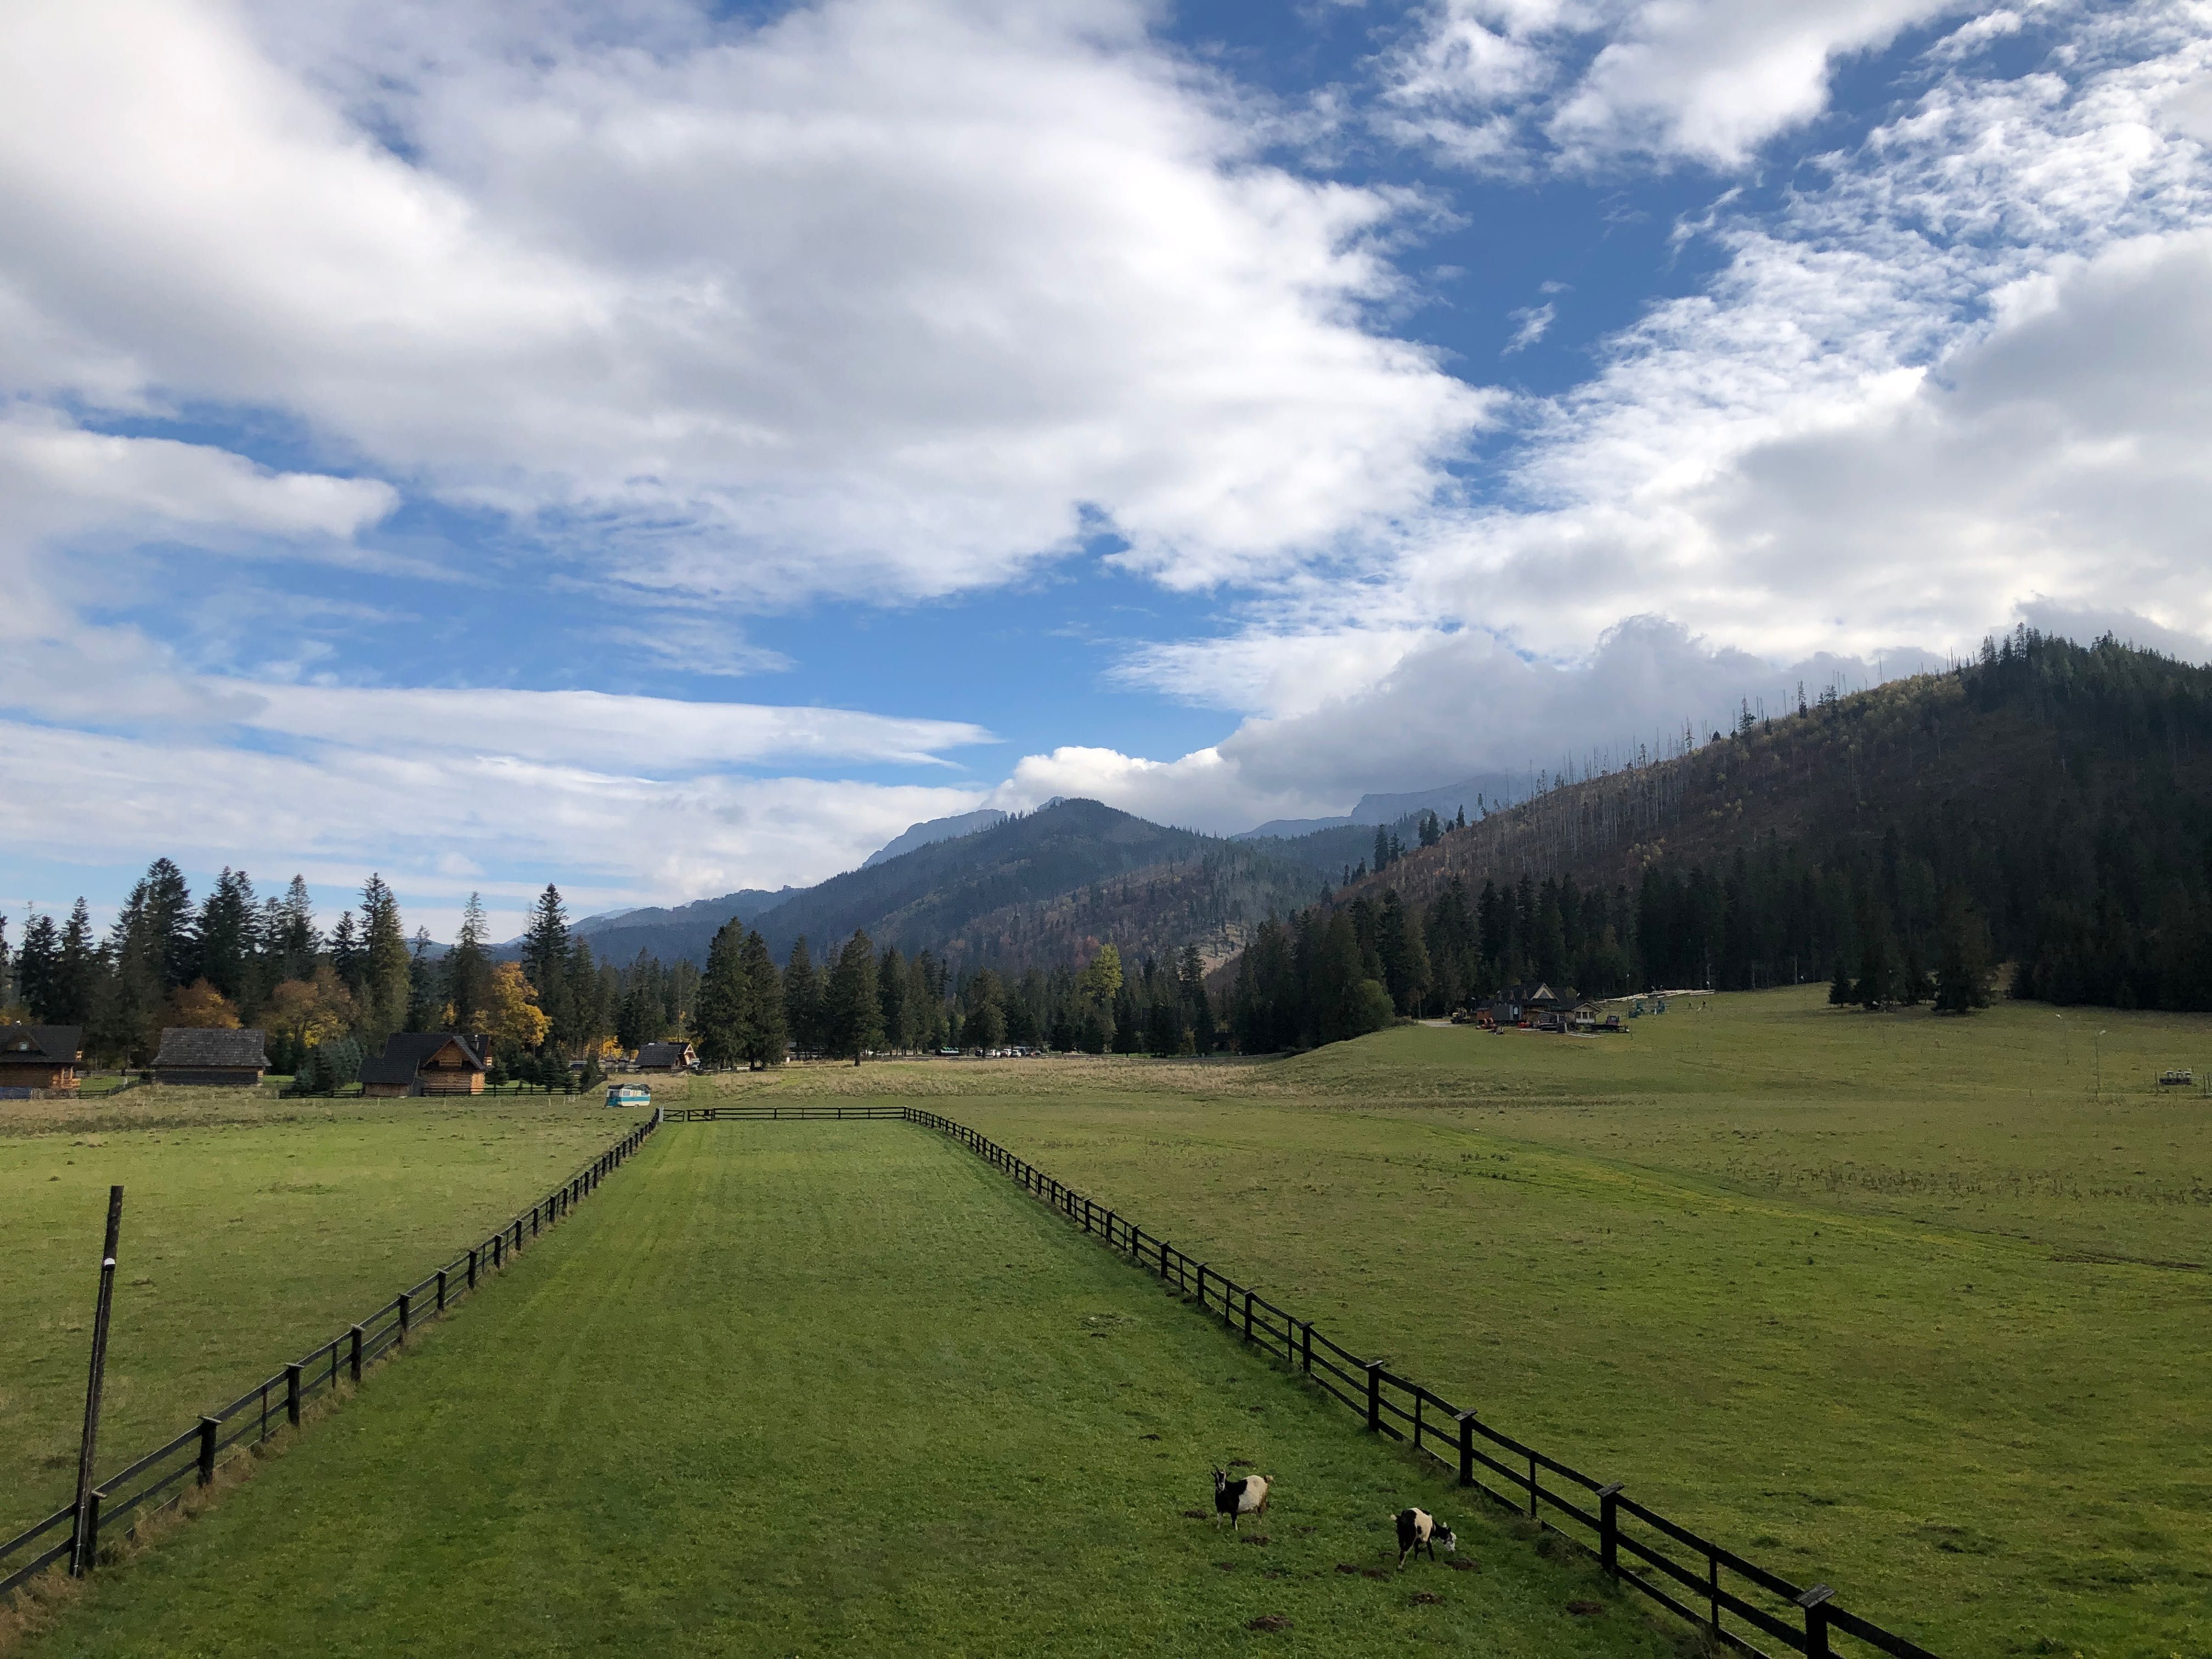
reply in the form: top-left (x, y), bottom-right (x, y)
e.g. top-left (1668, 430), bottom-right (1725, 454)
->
top-left (678, 1105), bottom-right (1936, 1659)
top-left (1, 1112), bottom-right (659, 1602)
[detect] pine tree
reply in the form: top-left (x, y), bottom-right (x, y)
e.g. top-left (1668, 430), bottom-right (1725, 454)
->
top-left (877, 945), bottom-right (907, 1053)
top-left (405, 928), bottom-right (442, 1032)
top-left (823, 932), bottom-right (884, 1064)
top-left (112, 858), bottom-right (194, 992)
top-left (445, 893), bottom-right (494, 1030)
top-left (16, 912), bottom-right (60, 1020)
top-left (1376, 889), bottom-right (1432, 1014)
top-left (693, 919), bottom-right (749, 1069)
top-left (784, 938), bottom-right (822, 1053)
top-left (1829, 958), bottom-right (1853, 1006)
top-left (358, 875), bottom-right (412, 1045)
top-left (57, 900), bottom-right (96, 1024)
top-left (192, 868), bottom-right (258, 1002)
top-left (1933, 893), bottom-right (1993, 1013)
top-left (740, 930), bottom-right (787, 1067)
top-left (521, 885), bottom-right (571, 1043)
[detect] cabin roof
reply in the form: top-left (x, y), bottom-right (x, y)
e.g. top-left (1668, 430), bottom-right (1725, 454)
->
top-left (0, 1025), bottom-right (83, 1062)
top-left (358, 1032), bottom-right (487, 1087)
top-left (154, 1027), bottom-right (270, 1068)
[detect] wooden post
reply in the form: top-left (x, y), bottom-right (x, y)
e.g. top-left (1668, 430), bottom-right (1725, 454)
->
top-left (467, 1247), bottom-right (478, 1291)
top-left (531, 1204), bottom-right (540, 1238)
top-left (1365, 1362), bottom-right (1382, 1433)
top-left (1160, 1239), bottom-right (1170, 1280)
top-left (1243, 1289), bottom-right (1253, 1344)
top-left (286, 1363), bottom-right (303, 1426)
top-left (69, 1184), bottom-right (124, 1577)
top-left (493, 1233), bottom-right (504, 1269)
top-left (198, 1417), bottom-right (218, 1486)
top-left (1455, 1412), bottom-right (1475, 1486)
top-left (349, 1324), bottom-right (364, 1384)
top-left (398, 1290), bottom-right (411, 1342)
top-left (1301, 1322), bottom-right (1312, 1376)
top-left (437, 1267), bottom-right (448, 1313)
top-left (1527, 1452), bottom-right (1539, 1519)
top-left (1797, 1585), bottom-right (1835, 1658)
top-left (1598, 1482), bottom-right (1624, 1575)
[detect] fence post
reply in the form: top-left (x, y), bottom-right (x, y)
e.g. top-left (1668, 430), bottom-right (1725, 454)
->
top-left (468, 1247), bottom-right (478, 1291)
top-left (1301, 1322), bottom-right (1312, 1375)
top-left (77, 1488), bottom-right (102, 1570)
top-left (1456, 1412), bottom-right (1475, 1486)
top-left (1160, 1239), bottom-right (1170, 1280)
top-left (285, 1362), bottom-right (303, 1426)
top-left (1527, 1453), bottom-right (1539, 1519)
top-left (532, 1204), bottom-right (540, 1238)
top-left (437, 1266), bottom-right (448, 1312)
top-left (1365, 1362), bottom-right (1382, 1432)
top-left (493, 1233), bottom-right (503, 1269)
top-left (348, 1324), bottom-right (363, 1383)
top-left (198, 1416), bottom-right (218, 1485)
top-left (398, 1291), bottom-right (411, 1343)
top-left (1598, 1482), bottom-right (1624, 1576)
top-left (1243, 1289), bottom-right (1254, 1344)
top-left (1796, 1585), bottom-right (1835, 1659)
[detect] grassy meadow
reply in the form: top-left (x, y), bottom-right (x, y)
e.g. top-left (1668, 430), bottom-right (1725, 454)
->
top-left (20, 1123), bottom-right (1669, 1658)
top-left (682, 989), bottom-right (2212, 1659)
top-left (0, 1088), bottom-right (631, 1543)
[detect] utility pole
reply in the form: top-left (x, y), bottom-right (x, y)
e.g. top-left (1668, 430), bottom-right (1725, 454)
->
top-left (70, 1186), bottom-right (124, 1577)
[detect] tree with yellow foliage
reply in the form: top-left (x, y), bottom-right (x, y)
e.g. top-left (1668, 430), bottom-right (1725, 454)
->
top-left (482, 961), bottom-right (551, 1051)
top-left (264, 966), bottom-right (357, 1049)
top-left (165, 978), bottom-right (241, 1029)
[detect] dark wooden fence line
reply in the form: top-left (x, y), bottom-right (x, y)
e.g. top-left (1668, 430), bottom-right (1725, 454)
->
top-left (668, 1104), bottom-right (1935, 1659)
top-left (0, 1113), bottom-right (661, 1602)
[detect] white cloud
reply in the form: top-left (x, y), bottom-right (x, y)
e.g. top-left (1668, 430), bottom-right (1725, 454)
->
top-left (1383, 0), bottom-right (1973, 171)
top-left (1503, 301), bottom-right (1555, 352)
top-left (0, 717), bottom-right (988, 932)
top-left (0, 0), bottom-right (1492, 606)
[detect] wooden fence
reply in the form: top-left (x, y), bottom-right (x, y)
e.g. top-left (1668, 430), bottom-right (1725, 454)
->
top-left (0, 1114), bottom-right (658, 1601)
top-left (662, 1103), bottom-right (1939, 1659)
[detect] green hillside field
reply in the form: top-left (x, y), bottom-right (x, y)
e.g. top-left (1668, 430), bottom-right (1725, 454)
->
top-left (690, 988), bottom-right (2212, 1659)
top-left (16, 1123), bottom-right (1663, 1659)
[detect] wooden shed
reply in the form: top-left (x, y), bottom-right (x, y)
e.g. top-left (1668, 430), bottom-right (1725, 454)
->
top-left (0, 1025), bottom-right (83, 1092)
top-left (359, 1032), bottom-right (489, 1098)
top-left (153, 1027), bottom-right (270, 1086)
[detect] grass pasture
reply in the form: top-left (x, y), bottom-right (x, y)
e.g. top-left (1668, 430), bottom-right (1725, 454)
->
top-left (687, 989), bottom-right (2212, 1659)
top-left (20, 1122), bottom-right (1669, 1658)
top-left (0, 1091), bottom-right (630, 1544)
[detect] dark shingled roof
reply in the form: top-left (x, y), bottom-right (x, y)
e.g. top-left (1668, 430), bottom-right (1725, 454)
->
top-left (636, 1041), bottom-right (694, 1068)
top-left (154, 1028), bottom-right (270, 1069)
top-left (0, 1025), bottom-right (83, 1062)
top-left (358, 1032), bottom-right (487, 1088)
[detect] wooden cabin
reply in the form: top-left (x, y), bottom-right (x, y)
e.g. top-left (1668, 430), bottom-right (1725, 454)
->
top-left (635, 1040), bottom-right (696, 1072)
top-left (0, 1025), bottom-right (83, 1092)
top-left (359, 1032), bottom-right (489, 1097)
top-left (153, 1027), bottom-right (270, 1087)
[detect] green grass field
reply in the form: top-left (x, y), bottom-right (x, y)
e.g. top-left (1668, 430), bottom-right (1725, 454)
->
top-left (684, 989), bottom-right (2212, 1659)
top-left (8, 989), bottom-right (2210, 1657)
top-left (0, 1091), bottom-right (630, 1543)
top-left (20, 1122), bottom-right (1672, 1658)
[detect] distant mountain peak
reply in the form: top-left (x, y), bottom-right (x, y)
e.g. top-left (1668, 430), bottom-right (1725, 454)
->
top-left (861, 808), bottom-right (1010, 868)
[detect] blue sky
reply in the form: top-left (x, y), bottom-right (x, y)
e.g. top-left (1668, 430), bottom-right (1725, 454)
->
top-left (4, 0), bottom-right (2210, 943)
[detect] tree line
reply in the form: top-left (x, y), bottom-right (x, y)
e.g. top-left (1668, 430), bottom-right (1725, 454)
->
top-left (0, 865), bottom-right (691, 1082)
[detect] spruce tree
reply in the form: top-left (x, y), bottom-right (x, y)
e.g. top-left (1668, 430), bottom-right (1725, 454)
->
top-left (877, 945), bottom-right (907, 1053)
top-left (16, 912), bottom-right (60, 1021)
top-left (1933, 894), bottom-right (1993, 1013)
top-left (521, 885), bottom-right (571, 1041)
top-left (694, 920), bottom-right (749, 1069)
top-left (358, 875), bottom-right (413, 1044)
top-left (823, 932), bottom-right (883, 1064)
top-left (57, 900), bottom-right (96, 1024)
top-left (740, 930), bottom-right (787, 1066)
top-left (192, 868), bottom-right (258, 1003)
top-left (1829, 958), bottom-right (1854, 1006)
top-left (784, 937), bottom-right (822, 1054)
top-left (445, 893), bottom-right (494, 1030)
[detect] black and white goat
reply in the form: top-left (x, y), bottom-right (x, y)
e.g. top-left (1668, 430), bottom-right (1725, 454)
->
top-left (1212, 1466), bottom-right (1271, 1530)
top-left (1394, 1507), bottom-right (1456, 1567)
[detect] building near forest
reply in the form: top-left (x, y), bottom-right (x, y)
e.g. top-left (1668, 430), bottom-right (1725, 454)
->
top-left (152, 1027), bottom-right (269, 1086)
top-left (359, 1032), bottom-right (489, 1097)
top-left (635, 1040), bottom-right (696, 1071)
top-left (0, 1025), bottom-right (83, 1091)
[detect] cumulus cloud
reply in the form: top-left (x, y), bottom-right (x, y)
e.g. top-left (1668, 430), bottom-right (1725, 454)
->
top-left (0, 0), bottom-right (1492, 606)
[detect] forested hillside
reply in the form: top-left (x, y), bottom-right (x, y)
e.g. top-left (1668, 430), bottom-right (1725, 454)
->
top-left (1226, 631), bottom-right (2212, 1048)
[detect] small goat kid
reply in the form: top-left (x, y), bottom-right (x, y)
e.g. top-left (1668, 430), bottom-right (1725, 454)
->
top-left (1395, 1507), bottom-right (1456, 1568)
top-left (1212, 1466), bottom-right (1271, 1530)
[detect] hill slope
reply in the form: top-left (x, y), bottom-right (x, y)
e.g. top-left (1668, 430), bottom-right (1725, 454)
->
top-left (1289, 631), bottom-right (2212, 1010)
